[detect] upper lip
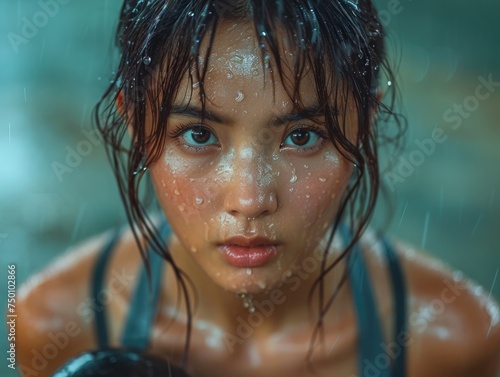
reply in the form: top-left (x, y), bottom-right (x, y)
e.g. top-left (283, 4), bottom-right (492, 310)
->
top-left (219, 236), bottom-right (280, 247)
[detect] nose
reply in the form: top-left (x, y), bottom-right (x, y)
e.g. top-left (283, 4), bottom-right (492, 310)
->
top-left (222, 152), bottom-right (278, 220)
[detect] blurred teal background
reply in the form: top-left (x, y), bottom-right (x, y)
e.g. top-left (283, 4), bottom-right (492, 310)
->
top-left (0, 0), bottom-right (499, 376)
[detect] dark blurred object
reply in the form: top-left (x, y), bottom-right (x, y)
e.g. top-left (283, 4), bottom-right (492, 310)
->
top-left (51, 348), bottom-right (190, 377)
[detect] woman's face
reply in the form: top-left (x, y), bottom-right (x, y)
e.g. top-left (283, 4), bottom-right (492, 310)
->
top-left (148, 21), bottom-right (355, 295)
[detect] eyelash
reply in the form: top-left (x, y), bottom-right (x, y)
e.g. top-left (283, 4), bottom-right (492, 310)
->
top-left (168, 122), bottom-right (328, 153)
top-left (168, 122), bottom-right (219, 153)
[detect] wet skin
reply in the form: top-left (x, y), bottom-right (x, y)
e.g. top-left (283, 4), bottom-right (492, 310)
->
top-left (148, 21), bottom-right (355, 336)
top-left (15, 21), bottom-right (500, 377)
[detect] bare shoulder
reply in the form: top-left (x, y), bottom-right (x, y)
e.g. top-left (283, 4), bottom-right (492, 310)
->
top-left (391, 238), bottom-right (500, 376)
top-left (16, 225), bottom-right (142, 377)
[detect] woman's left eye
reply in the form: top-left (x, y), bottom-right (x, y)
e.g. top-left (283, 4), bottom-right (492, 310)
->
top-left (282, 127), bottom-right (324, 150)
top-left (181, 125), bottom-right (218, 146)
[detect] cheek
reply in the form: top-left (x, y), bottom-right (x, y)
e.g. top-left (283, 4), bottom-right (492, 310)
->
top-left (286, 151), bottom-right (350, 229)
top-left (150, 148), bottom-right (213, 225)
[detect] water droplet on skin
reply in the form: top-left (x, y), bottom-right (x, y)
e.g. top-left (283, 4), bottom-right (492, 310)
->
top-left (246, 268), bottom-right (252, 276)
top-left (190, 246), bottom-right (198, 253)
top-left (195, 197), bottom-right (204, 205)
top-left (227, 73), bottom-right (233, 79)
top-left (258, 281), bottom-right (266, 289)
top-left (289, 188), bottom-right (294, 193)
top-left (290, 174), bottom-right (297, 183)
top-left (387, 80), bottom-right (392, 86)
top-left (177, 205), bottom-right (185, 212)
top-left (235, 91), bottom-right (244, 102)
top-left (304, 164), bottom-right (309, 169)
top-left (192, 82), bottom-right (200, 88)
top-left (174, 189), bottom-right (180, 195)
top-left (319, 177), bottom-right (326, 182)
top-left (143, 56), bottom-right (152, 65)
top-left (306, 194), bottom-right (310, 199)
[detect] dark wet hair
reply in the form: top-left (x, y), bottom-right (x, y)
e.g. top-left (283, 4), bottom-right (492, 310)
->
top-left (94, 0), bottom-right (404, 372)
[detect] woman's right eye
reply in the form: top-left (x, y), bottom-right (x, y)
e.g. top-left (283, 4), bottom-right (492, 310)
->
top-left (180, 125), bottom-right (219, 147)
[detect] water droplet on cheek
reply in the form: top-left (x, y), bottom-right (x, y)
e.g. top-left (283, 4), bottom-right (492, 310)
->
top-left (289, 174), bottom-right (297, 183)
top-left (319, 177), bottom-right (326, 183)
top-left (195, 197), bottom-right (204, 205)
top-left (190, 246), bottom-right (198, 253)
top-left (235, 91), bottom-right (245, 102)
top-left (174, 189), bottom-right (180, 195)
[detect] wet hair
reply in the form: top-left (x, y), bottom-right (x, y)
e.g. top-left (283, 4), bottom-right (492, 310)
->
top-left (94, 0), bottom-right (404, 371)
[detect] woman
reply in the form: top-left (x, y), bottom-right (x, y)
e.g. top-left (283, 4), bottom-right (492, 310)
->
top-left (16, 0), bottom-right (499, 376)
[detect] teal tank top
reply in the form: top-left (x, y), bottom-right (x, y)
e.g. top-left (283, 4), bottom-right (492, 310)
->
top-left (91, 221), bottom-right (407, 376)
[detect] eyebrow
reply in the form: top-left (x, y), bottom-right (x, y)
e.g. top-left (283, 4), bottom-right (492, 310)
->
top-left (169, 104), bottom-right (328, 126)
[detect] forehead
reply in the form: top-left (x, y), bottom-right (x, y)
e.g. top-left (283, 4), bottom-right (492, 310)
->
top-left (174, 20), bottom-right (319, 109)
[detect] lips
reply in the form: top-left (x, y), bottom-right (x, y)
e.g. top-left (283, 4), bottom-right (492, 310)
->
top-left (218, 236), bottom-right (281, 268)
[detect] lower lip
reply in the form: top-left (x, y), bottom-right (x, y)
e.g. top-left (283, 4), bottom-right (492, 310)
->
top-left (218, 245), bottom-right (279, 268)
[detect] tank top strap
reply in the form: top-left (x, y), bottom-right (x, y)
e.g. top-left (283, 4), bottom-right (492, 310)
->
top-left (91, 228), bottom-right (123, 348)
top-left (340, 224), bottom-right (391, 377)
top-left (380, 236), bottom-right (408, 376)
top-left (120, 220), bottom-right (171, 349)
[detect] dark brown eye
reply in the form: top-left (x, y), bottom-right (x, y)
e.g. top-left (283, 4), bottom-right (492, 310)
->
top-left (282, 127), bottom-right (323, 150)
top-left (289, 129), bottom-right (311, 146)
top-left (181, 125), bottom-right (217, 146)
top-left (190, 126), bottom-right (211, 144)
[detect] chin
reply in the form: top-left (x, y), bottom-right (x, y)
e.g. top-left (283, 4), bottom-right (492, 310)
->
top-left (212, 267), bottom-right (286, 296)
